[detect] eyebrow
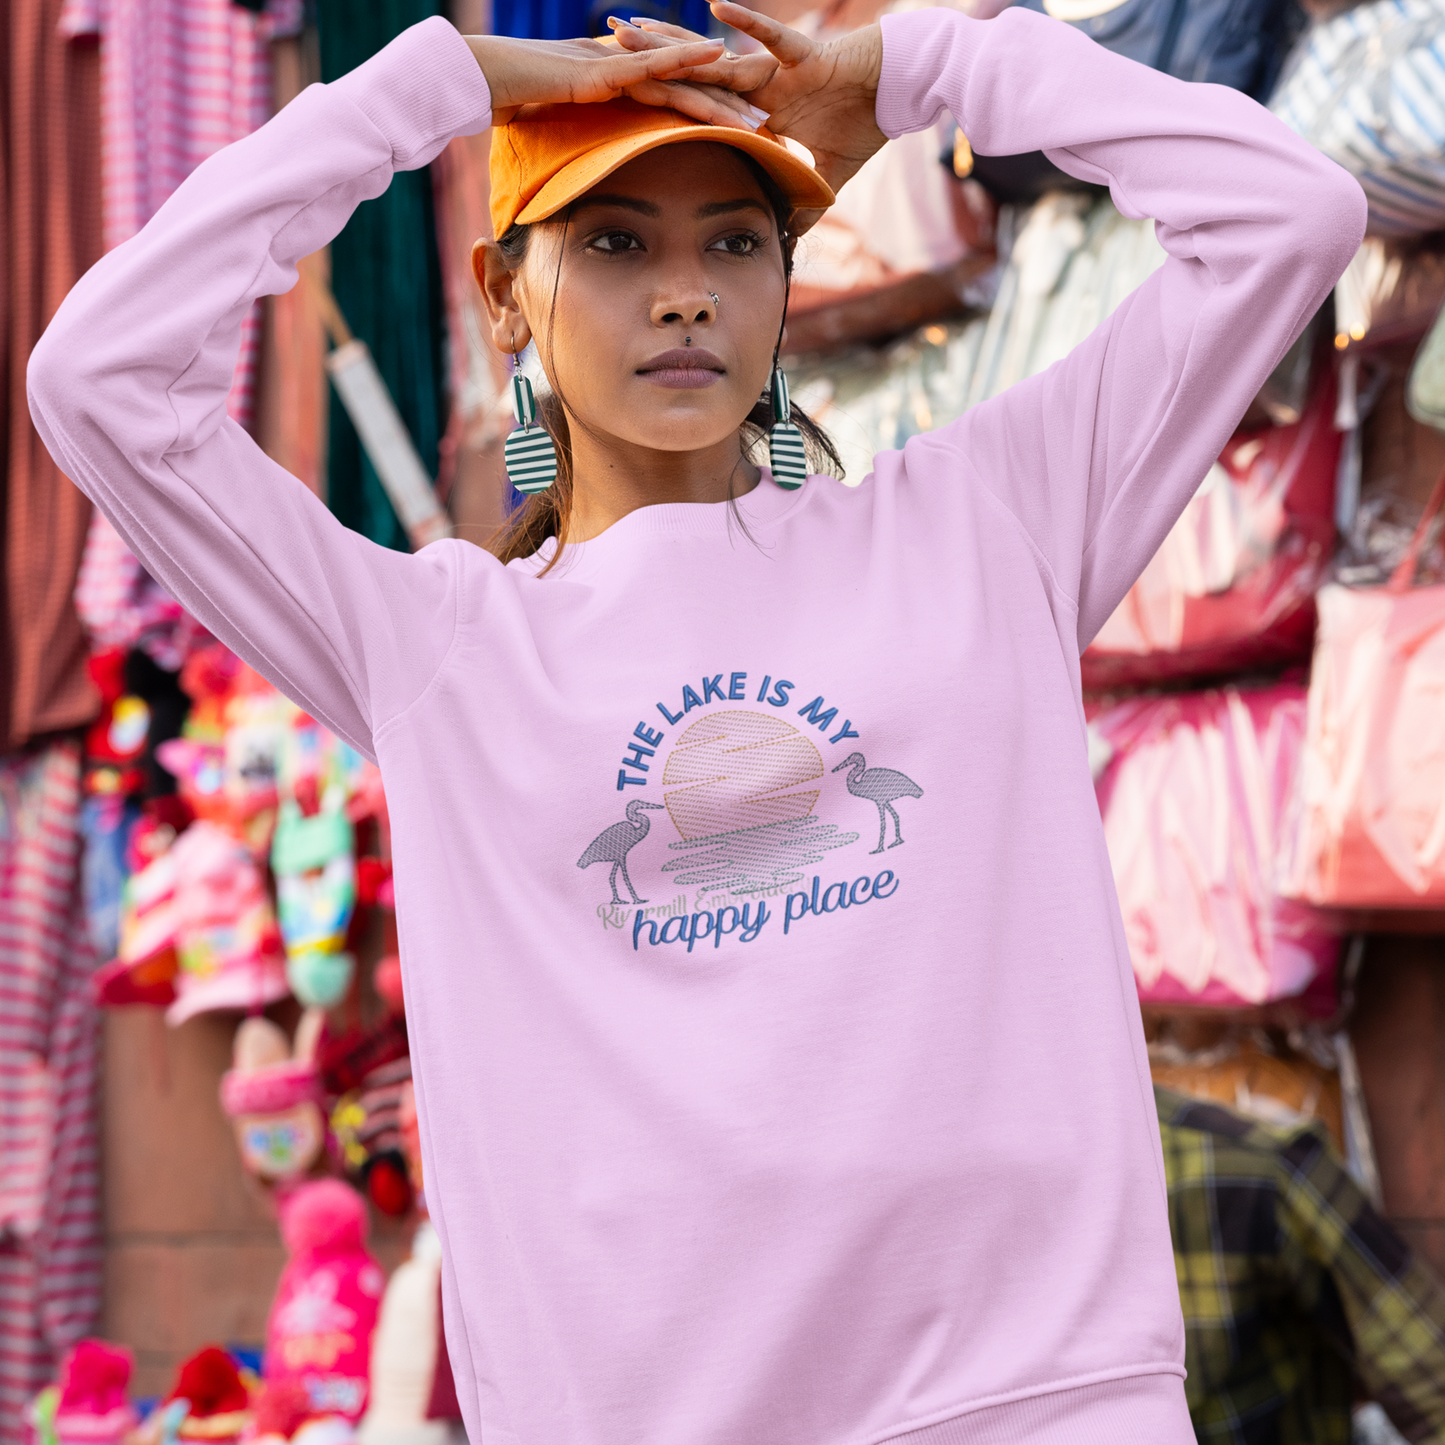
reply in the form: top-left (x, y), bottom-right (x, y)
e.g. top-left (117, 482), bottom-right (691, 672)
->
top-left (696, 198), bottom-right (772, 220)
top-left (570, 195), bottom-right (773, 221)
top-left (571, 194), bottom-right (661, 217)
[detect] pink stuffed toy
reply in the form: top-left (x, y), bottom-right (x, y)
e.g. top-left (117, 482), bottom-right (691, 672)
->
top-left (264, 1180), bottom-right (385, 1421)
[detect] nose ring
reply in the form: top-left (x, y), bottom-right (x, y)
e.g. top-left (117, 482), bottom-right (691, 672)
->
top-left (709, 292), bottom-right (720, 309)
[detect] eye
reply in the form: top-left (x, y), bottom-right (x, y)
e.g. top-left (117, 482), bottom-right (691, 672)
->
top-left (587, 230), bottom-right (644, 254)
top-left (708, 230), bottom-right (767, 257)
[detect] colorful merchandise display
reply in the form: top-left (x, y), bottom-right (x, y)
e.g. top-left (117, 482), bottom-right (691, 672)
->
top-left (12, 0), bottom-right (1445, 1439)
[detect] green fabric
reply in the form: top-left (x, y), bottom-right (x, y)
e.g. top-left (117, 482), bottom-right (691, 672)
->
top-left (318, 0), bottom-right (448, 552)
top-left (1156, 1085), bottom-right (1445, 1444)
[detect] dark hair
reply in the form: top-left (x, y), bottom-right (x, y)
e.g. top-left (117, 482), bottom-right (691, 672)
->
top-left (487, 152), bottom-right (842, 572)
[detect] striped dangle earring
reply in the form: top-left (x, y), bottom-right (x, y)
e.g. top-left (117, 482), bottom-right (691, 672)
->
top-left (767, 364), bottom-right (808, 490)
top-left (504, 348), bottom-right (558, 495)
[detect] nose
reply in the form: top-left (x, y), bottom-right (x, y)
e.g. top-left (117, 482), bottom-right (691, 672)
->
top-left (650, 288), bottom-right (717, 331)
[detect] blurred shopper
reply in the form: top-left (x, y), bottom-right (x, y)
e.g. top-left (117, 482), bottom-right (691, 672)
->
top-left (1158, 1086), bottom-right (1445, 1443)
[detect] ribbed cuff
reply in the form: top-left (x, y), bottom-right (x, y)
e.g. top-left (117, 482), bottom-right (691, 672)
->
top-left (330, 15), bottom-right (492, 172)
top-left (877, 1370), bottom-right (1193, 1445)
top-left (876, 9), bottom-right (985, 139)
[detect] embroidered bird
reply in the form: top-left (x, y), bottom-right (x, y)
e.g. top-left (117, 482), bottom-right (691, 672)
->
top-left (832, 753), bottom-right (923, 855)
top-left (577, 800), bottom-right (664, 905)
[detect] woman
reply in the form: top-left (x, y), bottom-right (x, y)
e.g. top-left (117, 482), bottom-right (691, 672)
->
top-left (29, 6), bottom-right (1362, 1442)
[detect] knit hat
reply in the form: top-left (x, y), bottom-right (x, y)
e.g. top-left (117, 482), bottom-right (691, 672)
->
top-left (265, 1182), bottom-right (385, 1421)
top-left (489, 96), bottom-right (835, 238)
top-left (167, 1346), bottom-right (252, 1442)
top-left (50, 1340), bottom-right (138, 1445)
top-left (166, 820), bottom-right (289, 1025)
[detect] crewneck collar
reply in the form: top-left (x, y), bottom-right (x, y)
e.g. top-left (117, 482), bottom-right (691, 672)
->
top-left (510, 469), bottom-right (815, 577)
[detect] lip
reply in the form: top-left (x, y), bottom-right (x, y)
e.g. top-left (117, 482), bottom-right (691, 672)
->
top-left (637, 348), bottom-right (725, 390)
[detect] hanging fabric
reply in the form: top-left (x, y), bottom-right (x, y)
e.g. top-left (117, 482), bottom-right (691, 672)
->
top-left (317, 0), bottom-right (449, 552)
top-left (1090, 685), bottom-right (1340, 1015)
top-left (57, 0), bottom-right (303, 430)
top-left (0, 741), bottom-right (102, 1444)
top-left (430, 128), bottom-right (513, 526)
top-left (1081, 364), bottom-right (1341, 688)
top-left (1, 0), bottom-right (103, 754)
top-left (1279, 467), bottom-right (1445, 907)
top-left (492, 0), bottom-right (712, 41)
top-left (1271, 0), bottom-right (1445, 238)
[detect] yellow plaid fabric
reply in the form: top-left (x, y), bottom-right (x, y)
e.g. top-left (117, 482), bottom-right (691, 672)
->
top-left (1157, 1085), bottom-right (1445, 1444)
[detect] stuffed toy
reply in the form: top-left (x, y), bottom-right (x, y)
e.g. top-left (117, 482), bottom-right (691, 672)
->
top-left (251, 1380), bottom-right (359, 1444)
top-left (329, 1055), bottom-right (413, 1219)
top-left (372, 956), bottom-right (403, 1016)
top-left (397, 1082), bottom-right (422, 1200)
top-left (271, 803), bottom-right (357, 1009)
top-left (164, 1345), bottom-right (253, 1442)
top-left (265, 1180), bottom-right (385, 1421)
top-left (83, 647), bottom-right (150, 798)
top-left (156, 686), bottom-right (293, 854)
top-left (270, 713), bottom-right (371, 1009)
top-left (220, 1010), bottom-right (327, 1184)
top-left (27, 1338), bottom-right (138, 1445)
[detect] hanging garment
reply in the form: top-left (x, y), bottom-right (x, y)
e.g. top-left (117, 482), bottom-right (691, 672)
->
top-left (783, 0), bottom-right (996, 354)
top-left (1081, 365), bottom-right (1341, 688)
top-left (1, 0), bottom-right (103, 754)
top-left (0, 741), bottom-right (101, 1444)
top-left (491, 0), bottom-right (711, 40)
top-left (430, 132), bottom-right (512, 506)
top-left (317, 0), bottom-right (449, 553)
top-left (74, 511), bottom-right (210, 670)
top-left (1332, 237), bottom-right (1445, 352)
top-left (1279, 468), bottom-right (1445, 907)
top-left (779, 191), bottom-right (1170, 479)
top-left (56, 0), bottom-right (303, 427)
top-left (1090, 685), bottom-right (1340, 1013)
top-left (1016, 0), bottom-right (1296, 95)
top-left (970, 0), bottom-right (1299, 202)
top-left (1271, 0), bottom-right (1445, 237)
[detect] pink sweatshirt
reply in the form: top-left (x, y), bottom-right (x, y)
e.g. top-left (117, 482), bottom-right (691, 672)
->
top-left (29, 12), bottom-right (1363, 1444)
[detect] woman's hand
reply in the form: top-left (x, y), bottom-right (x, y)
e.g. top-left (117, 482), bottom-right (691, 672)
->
top-left (611, 2), bottom-right (887, 202)
top-left (464, 32), bottom-right (778, 129)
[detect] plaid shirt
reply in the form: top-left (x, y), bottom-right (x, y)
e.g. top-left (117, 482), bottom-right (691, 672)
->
top-left (1157, 1085), bottom-right (1445, 1444)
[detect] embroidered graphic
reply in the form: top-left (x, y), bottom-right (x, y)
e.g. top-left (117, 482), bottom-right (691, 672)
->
top-left (578, 799), bottom-right (664, 905)
top-left (832, 752), bottom-right (924, 854)
top-left (658, 712), bottom-right (857, 895)
top-left (576, 672), bottom-right (923, 946)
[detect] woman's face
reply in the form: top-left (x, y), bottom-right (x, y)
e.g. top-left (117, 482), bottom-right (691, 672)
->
top-left (483, 142), bottom-right (787, 456)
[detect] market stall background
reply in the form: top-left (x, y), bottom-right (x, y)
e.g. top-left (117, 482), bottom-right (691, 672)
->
top-left (4, 0), bottom-right (1445, 1438)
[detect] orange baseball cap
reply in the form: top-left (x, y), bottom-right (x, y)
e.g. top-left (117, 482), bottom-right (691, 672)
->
top-left (488, 97), bottom-right (836, 238)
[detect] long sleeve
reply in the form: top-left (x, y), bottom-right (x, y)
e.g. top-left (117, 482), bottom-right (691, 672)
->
top-left (27, 17), bottom-right (493, 761)
top-left (875, 7), bottom-right (1366, 649)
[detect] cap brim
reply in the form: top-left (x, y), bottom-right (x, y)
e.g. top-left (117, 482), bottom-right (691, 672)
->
top-left (516, 124), bottom-right (835, 225)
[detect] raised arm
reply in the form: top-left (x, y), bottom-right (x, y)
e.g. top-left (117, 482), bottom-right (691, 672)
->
top-left (874, 6), bottom-right (1366, 647)
top-left (27, 19), bottom-right (747, 758)
top-left (629, 4), bottom-right (1365, 649)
